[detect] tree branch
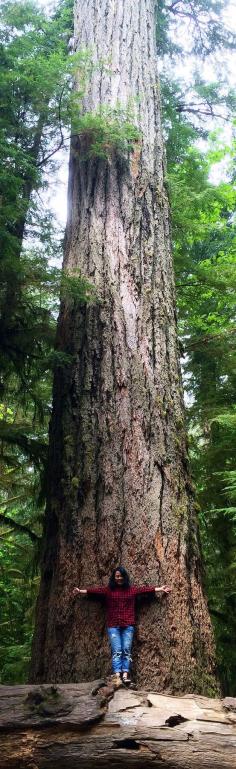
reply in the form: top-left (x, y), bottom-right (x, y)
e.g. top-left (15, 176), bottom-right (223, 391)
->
top-left (176, 104), bottom-right (230, 121)
top-left (0, 513), bottom-right (40, 542)
top-left (36, 86), bottom-right (66, 168)
top-left (184, 327), bottom-right (236, 351)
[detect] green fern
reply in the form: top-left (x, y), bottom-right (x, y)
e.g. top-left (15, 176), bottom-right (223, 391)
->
top-left (71, 104), bottom-right (140, 159)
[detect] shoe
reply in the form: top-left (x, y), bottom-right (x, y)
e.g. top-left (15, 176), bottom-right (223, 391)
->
top-left (111, 673), bottom-right (122, 689)
top-left (122, 672), bottom-right (132, 687)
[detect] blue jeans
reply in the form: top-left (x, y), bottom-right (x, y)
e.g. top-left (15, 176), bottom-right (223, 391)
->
top-left (107, 626), bottom-right (134, 673)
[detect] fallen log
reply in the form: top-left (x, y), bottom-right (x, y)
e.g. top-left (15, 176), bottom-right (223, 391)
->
top-left (1, 681), bottom-right (236, 769)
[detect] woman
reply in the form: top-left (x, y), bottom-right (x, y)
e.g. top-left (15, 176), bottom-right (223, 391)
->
top-left (72, 566), bottom-right (171, 687)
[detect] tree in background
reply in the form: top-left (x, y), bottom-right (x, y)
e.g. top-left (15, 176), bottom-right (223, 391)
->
top-left (157, 0), bottom-right (236, 693)
top-left (0, 0), bottom-right (73, 398)
top-left (170, 134), bottom-right (236, 693)
top-left (162, 59), bottom-right (236, 693)
top-left (0, 0), bottom-right (93, 681)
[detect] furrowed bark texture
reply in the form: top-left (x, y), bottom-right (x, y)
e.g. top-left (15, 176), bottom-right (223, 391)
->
top-left (31, 0), bottom-right (216, 691)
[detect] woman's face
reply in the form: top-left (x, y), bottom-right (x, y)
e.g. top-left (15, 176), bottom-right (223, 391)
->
top-left (114, 569), bottom-right (124, 586)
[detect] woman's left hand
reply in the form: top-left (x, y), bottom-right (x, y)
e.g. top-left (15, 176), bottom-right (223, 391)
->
top-left (155, 585), bottom-right (172, 594)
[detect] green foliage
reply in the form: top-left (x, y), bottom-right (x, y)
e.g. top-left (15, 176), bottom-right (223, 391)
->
top-left (0, 0), bottom-right (96, 399)
top-left (0, 0), bottom-right (97, 685)
top-left (0, 524), bottom-right (40, 683)
top-left (71, 104), bottom-right (140, 159)
top-left (159, 3), bottom-right (236, 691)
top-left (166, 96), bottom-right (236, 692)
top-left (61, 269), bottom-right (97, 303)
top-left (0, 0), bottom-right (69, 390)
top-left (157, 0), bottom-right (236, 58)
top-left (0, 0), bottom-right (95, 393)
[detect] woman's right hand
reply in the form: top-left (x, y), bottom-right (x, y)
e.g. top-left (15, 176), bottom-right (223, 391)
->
top-left (72, 587), bottom-right (81, 597)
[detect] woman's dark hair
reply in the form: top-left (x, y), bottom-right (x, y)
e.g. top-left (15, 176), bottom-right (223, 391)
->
top-left (109, 566), bottom-right (130, 590)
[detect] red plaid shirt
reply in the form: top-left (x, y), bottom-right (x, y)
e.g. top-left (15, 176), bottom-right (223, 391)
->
top-left (86, 585), bottom-right (155, 627)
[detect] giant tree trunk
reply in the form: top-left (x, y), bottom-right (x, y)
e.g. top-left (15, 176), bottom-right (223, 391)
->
top-left (31, 0), bottom-right (217, 692)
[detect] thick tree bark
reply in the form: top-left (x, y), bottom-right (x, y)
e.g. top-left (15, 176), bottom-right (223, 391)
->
top-left (1, 683), bottom-right (236, 769)
top-left (31, 0), bottom-right (217, 691)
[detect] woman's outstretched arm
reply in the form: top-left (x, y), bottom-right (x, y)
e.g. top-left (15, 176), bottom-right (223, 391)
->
top-left (72, 586), bottom-right (107, 597)
top-left (134, 585), bottom-right (171, 596)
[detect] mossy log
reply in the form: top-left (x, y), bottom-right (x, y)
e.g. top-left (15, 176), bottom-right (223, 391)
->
top-left (1, 681), bottom-right (236, 769)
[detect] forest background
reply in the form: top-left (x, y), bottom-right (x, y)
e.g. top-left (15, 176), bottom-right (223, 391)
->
top-left (0, 0), bottom-right (236, 694)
